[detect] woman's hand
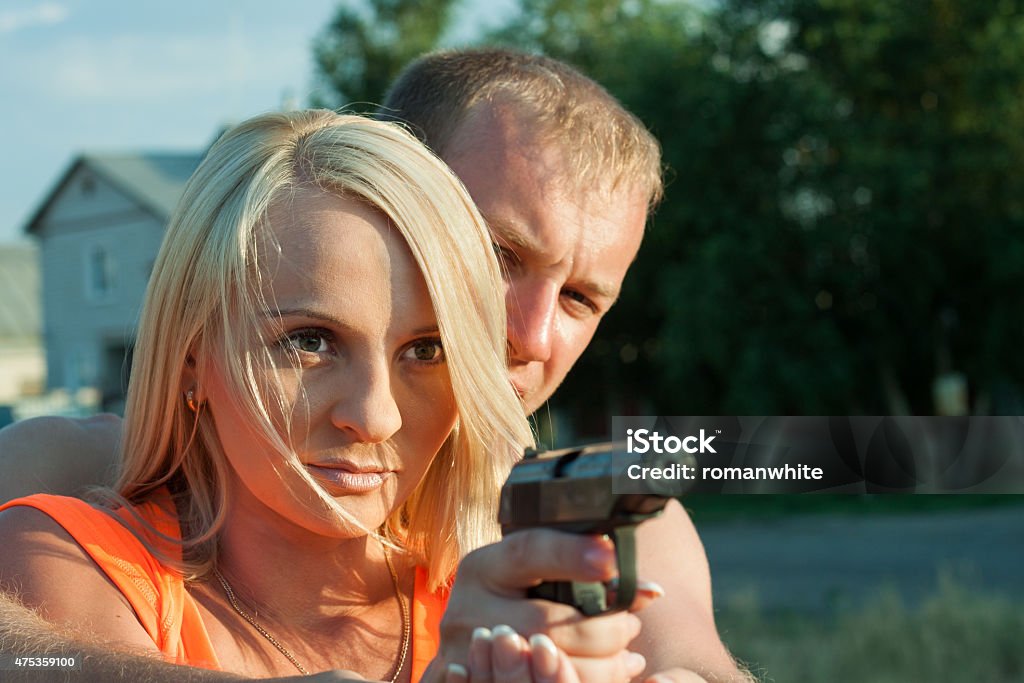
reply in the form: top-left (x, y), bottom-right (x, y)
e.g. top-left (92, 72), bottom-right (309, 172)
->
top-left (443, 625), bottom-right (583, 683)
top-left (439, 530), bottom-right (654, 683)
top-left (638, 670), bottom-right (710, 683)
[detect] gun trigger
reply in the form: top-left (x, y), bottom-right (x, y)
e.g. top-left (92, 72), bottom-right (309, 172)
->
top-left (571, 582), bottom-right (608, 616)
top-left (527, 580), bottom-right (609, 616)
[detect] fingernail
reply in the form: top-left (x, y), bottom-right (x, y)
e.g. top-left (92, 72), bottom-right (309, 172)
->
top-left (636, 580), bottom-right (666, 598)
top-left (492, 624), bottom-right (517, 639)
top-left (583, 544), bottom-right (616, 576)
top-left (446, 663), bottom-right (468, 683)
top-left (529, 634), bottom-right (559, 678)
top-left (529, 633), bottom-right (558, 657)
top-left (469, 628), bottom-right (492, 674)
top-left (492, 625), bottom-right (525, 673)
top-left (645, 675), bottom-right (673, 683)
top-left (626, 651), bottom-right (647, 677)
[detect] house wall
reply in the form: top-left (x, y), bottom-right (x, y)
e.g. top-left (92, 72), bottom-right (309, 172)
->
top-left (0, 243), bottom-right (44, 410)
top-left (36, 166), bottom-right (166, 405)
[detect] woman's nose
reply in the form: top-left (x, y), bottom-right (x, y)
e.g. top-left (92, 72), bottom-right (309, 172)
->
top-left (329, 361), bottom-right (402, 443)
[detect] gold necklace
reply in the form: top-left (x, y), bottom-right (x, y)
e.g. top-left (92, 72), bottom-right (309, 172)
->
top-left (214, 546), bottom-right (410, 681)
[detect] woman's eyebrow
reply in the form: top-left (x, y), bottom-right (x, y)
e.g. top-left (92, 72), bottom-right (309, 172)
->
top-left (263, 308), bottom-right (441, 336)
top-left (262, 307), bottom-right (348, 328)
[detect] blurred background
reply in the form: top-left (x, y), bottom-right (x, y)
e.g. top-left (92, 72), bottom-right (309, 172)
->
top-left (2, 0), bottom-right (1024, 679)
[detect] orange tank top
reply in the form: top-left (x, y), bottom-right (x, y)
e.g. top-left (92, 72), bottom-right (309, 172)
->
top-left (1, 494), bottom-right (448, 680)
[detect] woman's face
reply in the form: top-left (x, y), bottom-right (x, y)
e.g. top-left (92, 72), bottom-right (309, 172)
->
top-left (200, 188), bottom-right (457, 537)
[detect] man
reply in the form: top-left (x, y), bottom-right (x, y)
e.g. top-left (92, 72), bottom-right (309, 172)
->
top-left (0, 49), bottom-right (747, 681)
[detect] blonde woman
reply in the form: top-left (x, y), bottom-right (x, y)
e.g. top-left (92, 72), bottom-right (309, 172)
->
top-left (0, 111), bottom-right (650, 683)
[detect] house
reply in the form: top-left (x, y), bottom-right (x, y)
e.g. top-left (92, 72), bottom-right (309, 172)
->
top-left (0, 242), bottom-right (44, 424)
top-left (25, 152), bottom-right (203, 412)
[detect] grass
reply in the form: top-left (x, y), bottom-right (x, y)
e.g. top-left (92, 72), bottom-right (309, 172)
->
top-left (717, 575), bottom-right (1024, 682)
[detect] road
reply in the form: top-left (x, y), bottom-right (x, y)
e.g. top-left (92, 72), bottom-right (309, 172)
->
top-left (697, 503), bottom-right (1024, 613)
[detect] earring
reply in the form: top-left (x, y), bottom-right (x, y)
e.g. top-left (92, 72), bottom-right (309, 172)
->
top-left (185, 389), bottom-right (200, 413)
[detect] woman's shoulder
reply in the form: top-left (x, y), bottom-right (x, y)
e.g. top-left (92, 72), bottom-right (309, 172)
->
top-left (0, 493), bottom-right (161, 584)
top-left (0, 496), bottom-right (163, 652)
top-left (1, 493), bottom-right (135, 548)
top-left (0, 493), bottom-right (115, 549)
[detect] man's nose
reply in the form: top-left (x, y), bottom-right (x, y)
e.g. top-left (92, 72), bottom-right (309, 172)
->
top-left (330, 361), bottom-right (402, 443)
top-left (507, 279), bottom-right (557, 363)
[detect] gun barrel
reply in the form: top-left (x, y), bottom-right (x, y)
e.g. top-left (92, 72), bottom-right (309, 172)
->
top-left (499, 442), bottom-right (693, 534)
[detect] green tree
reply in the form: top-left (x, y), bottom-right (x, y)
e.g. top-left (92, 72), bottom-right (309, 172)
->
top-left (737, 0), bottom-right (1024, 415)
top-left (491, 0), bottom-right (1024, 432)
top-left (312, 0), bottom-right (457, 111)
top-left (310, 0), bottom-right (1024, 429)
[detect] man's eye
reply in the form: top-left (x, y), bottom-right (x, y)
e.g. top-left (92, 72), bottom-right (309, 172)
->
top-left (403, 339), bottom-right (445, 364)
top-left (284, 330), bottom-right (332, 354)
top-left (492, 243), bottom-right (519, 264)
top-left (563, 290), bottom-right (598, 315)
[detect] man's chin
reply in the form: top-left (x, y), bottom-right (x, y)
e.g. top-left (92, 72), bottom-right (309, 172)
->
top-left (511, 381), bottom-right (538, 413)
top-left (511, 370), bottom-right (565, 413)
top-left (520, 387), bottom-right (551, 415)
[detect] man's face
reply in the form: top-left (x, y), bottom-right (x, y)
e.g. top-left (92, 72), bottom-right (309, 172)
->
top-left (444, 104), bottom-right (648, 413)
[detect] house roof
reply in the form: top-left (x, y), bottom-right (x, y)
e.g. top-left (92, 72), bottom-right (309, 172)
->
top-left (0, 243), bottom-right (40, 342)
top-left (25, 152), bottom-right (203, 234)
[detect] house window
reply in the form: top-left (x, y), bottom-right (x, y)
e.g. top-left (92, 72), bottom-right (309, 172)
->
top-left (85, 245), bottom-right (114, 301)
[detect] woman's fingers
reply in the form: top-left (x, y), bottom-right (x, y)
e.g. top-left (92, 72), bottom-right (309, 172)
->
top-left (491, 625), bottom-right (531, 683)
top-left (542, 609), bottom-right (642, 657)
top-left (449, 623), bottom-right (649, 683)
top-left (458, 531), bottom-right (618, 593)
top-left (568, 650), bottom-right (647, 683)
top-left (643, 668), bottom-right (710, 683)
top-left (528, 634), bottom-right (562, 683)
top-left (446, 663), bottom-right (469, 683)
top-left (442, 594), bottom-right (643, 659)
top-left (629, 580), bottom-right (667, 612)
top-left (468, 628), bottom-right (495, 683)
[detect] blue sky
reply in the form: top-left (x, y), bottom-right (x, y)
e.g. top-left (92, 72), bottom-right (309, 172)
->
top-left (0, 0), bottom-right (511, 243)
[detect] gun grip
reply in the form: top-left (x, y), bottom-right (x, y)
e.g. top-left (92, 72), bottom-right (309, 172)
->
top-left (526, 526), bottom-right (638, 616)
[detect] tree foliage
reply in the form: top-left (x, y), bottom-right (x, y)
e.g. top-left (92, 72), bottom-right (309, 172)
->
top-left (312, 0), bottom-right (1024, 432)
top-left (487, 0), bottom-right (1024, 432)
top-left (311, 0), bottom-right (456, 112)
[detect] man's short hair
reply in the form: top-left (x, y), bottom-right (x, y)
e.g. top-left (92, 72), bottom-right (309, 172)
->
top-left (380, 48), bottom-right (663, 207)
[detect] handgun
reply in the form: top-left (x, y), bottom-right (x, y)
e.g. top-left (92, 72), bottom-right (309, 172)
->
top-left (498, 441), bottom-right (696, 616)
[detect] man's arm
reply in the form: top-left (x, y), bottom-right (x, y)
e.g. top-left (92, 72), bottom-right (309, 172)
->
top-left (0, 581), bottom-right (360, 683)
top-left (633, 500), bottom-right (754, 682)
top-left (0, 589), bottom-right (243, 682)
top-left (0, 415), bottom-right (122, 503)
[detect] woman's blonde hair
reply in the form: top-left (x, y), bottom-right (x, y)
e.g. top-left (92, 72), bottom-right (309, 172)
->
top-left (114, 110), bottom-right (533, 589)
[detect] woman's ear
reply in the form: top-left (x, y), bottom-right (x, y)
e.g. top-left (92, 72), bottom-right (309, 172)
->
top-left (179, 352), bottom-right (205, 408)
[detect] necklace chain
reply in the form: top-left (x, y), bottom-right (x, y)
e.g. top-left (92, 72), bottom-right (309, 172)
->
top-left (214, 546), bottom-right (410, 682)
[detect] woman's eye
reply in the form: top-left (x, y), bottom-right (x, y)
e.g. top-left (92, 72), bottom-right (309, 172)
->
top-left (284, 330), bottom-right (331, 354)
top-left (403, 339), bottom-right (445, 364)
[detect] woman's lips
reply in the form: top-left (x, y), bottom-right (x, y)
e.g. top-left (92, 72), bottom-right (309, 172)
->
top-left (304, 463), bottom-right (390, 494)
